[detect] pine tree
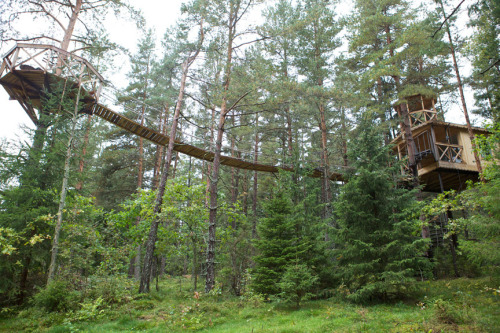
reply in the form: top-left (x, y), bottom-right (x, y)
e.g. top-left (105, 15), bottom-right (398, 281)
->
top-left (334, 117), bottom-right (432, 303)
top-left (295, 0), bottom-right (340, 223)
top-left (467, 0), bottom-right (500, 121)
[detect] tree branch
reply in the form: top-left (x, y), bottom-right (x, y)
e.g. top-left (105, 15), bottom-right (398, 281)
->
top-left (432, 0), bottom-right (466, 38)
top-left (226, 91), bottom-right (251, 114)
top-left (232, 36), bottom-right (270, 50)
top-left (480, 58), bottom-right (500, 75)
top-left (2, 36), bottom-right (62, 43)
top-left (27, 0), bottom-right (66, 31)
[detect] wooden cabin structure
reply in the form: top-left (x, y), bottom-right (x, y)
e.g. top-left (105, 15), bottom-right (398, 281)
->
top-left (392, 95), bottom-right (490, 192)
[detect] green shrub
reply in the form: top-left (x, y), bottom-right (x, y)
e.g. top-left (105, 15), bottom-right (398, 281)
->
top-left (31, 280), bottom-right (80, 312)
top-left (239, 290), bottom-right (265, 308)
top-left (433, 298), bottom-right (476, 325)
top-left (278, 263), bottom-right (318, 308)
top-left (86, 275), bottom-right (133, 305)
top-left (72, 296), bottom-right (106, 322)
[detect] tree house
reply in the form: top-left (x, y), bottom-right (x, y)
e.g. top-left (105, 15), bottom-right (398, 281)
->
top-left (392, 95), bottom-right (490, 192)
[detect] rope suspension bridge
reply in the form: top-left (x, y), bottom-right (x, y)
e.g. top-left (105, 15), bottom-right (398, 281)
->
top-left (0, 43), bottom-right (345, 181)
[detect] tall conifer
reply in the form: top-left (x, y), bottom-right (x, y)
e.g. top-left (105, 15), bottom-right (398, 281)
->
top-left (334, 117), bottom-right (432, 302)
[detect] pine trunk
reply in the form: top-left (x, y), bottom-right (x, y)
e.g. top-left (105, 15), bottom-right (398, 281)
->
top-left (75, 114), bottom-right (92, 191)
top-left (206, 5), bottom-right (237, 292)
top-left (47, 85), bottom-right (82, 284)
top-left (139, 55), bottom-right (194, 293)
top-left (438, 0), bottom-right (483, 175)
top-left (252, 116), bottom-right (259, 239)
top-left (56, 0), bottom-right (83, 75)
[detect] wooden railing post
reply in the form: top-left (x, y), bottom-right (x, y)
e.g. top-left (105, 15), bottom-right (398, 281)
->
top-left (430, 124), bottom-right (439, 161)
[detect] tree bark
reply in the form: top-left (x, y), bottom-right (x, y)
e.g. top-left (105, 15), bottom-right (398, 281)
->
top-left (75, 114), bottom-right (92, 191)
top-left (438, 0), bottom-right (483, 175)
top-left (206, 3), bottom-right (240, 293)
top-left (129, 54), bottom-right (150, 280)
top-left (139, 59), bottom-right (189, 293)
top-left (47, 84), bottom-right (82, 284)
top-left (230, 117), bottom-right (240, 229)
top-left (139, 22), bottom-right (203, 292)
top-left (154, 105), bottom-right (169, 189)
top-left (56, 0), bottom-right (83, 75)
top-left (252, 115), bottom-right (259, 239)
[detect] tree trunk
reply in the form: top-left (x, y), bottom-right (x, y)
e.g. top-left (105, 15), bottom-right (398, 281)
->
top-left (340, 107), bottom-right (348, 167)
top-left (75, 114), bottom-right (92, 191)
top-left (130, 55), bottom-right (150, 280)
top-left (205, 4), bottom-right (238, 293)
top-left (21, 110), bottom-right (51, 187)
top-left (283, 51), bottom-right (293, 159)
top-left (17, 228), bottom-right (37, 305)
top-left (252, 115), bottom-right (259, 239)
top-left (56, 0), bottom-right (83, 75)
top-left (193, 241), bottom-right (198, 291)
top-left (319, 102), bottom-right (331, 216)
top-left (242, 169), bottom-right (249, 216)
top-left (139, 27), bottom-right (203, 290)
top-left (47, 84), bottom-right (82, 284)
top-left (438, 0), bottom-right (483, 175)
top-left (154, 105), bottom-right (169, 189)
top-left (230, 117), bottom-right (240, 230)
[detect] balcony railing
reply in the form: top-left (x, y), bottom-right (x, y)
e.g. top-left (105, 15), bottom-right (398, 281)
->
top-left (409, 110), bottom-right (437, 127)
top-left (436, 143), bottom-right (463, 163)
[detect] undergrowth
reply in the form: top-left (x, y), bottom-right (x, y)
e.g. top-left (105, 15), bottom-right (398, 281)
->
top-left (0, 276), bottom-right (498, 332)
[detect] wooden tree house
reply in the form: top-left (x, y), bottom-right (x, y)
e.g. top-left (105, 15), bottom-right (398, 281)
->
top-left (393, 95), bottom-right (490, 192)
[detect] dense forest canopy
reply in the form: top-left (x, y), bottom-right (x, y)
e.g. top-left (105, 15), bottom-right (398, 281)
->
top-left (0, 0), bottom-right (498, 330)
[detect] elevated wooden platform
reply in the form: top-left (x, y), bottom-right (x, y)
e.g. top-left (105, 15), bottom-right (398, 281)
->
top-left (0, 44), bottom-right (344, 182)
top-left (393, 108), bottom-right (490, 192)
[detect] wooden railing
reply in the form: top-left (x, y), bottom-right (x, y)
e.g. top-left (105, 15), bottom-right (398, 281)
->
top-left (0, 43), bottom-right (104, 101)
top-left (409, 110), bottom-right (437, 127)
top-left (436, 142), bottom-right (463, 163)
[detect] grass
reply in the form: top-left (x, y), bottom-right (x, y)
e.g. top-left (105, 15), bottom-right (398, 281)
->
top-left (0, 276), bottom-right (499, 332)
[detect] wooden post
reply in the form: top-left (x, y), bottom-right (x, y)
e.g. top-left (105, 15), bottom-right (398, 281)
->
top-left (430, 124), bottom-right (439, 162)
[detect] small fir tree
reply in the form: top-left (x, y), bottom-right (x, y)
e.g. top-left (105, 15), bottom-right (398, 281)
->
top-left (252, 173), bottom-right (320, 298)
top-left (252, 190), bottom-right (296, 296)
top-left (278, 261), bottom-right (318, 308)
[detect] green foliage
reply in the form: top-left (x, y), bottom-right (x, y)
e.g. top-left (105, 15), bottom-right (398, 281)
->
top-left (345, 0), bottom-right (451, 135)
top-left (0, 186), bottom-right (57, 305)
top-left (32, 280), bottom-right (80, 313)
top-left (466, 0), bottom-right (500, 120)
top-left (72, 296), bottom-right (106, 322)
top-left (278, 262), bottom-right (318, 308)
top-left (252, 172), bottom-right (322, 298)
top-left (424, 125), bottom-right (500, 274)
top-left (85, 275), bottom-right (134, 306)
top-left (0, 227), bottom-right (20, 255)
top-left (433, 297), bottom-right (477, 325)
top-left (334, 118), bottom-right (432, 302)
top-left (1, 276), bottom-right (498, 332)
top-left (252, 190), bottom-right (295, 296)
top-left (218, 204), bottom-right (253, 296)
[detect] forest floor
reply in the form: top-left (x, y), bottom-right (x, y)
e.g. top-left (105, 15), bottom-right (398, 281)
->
top-left (0, 276), bottom-right (499, 332)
